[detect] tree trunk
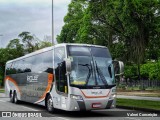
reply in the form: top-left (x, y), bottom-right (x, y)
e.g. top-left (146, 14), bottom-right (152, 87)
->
top-left (137, 63), bottom-right (141, 81)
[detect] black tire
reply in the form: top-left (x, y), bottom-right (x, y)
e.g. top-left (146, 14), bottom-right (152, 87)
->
top-left (13, 91), bottom-right (19, 104)
top-left (46, 95), bottom-right (54, 113)
top-left (10, 91), bottom-right (14, 103)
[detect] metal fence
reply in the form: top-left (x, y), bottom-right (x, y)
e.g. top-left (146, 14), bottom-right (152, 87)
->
top-left (117, 79), bottom-right (160, 88)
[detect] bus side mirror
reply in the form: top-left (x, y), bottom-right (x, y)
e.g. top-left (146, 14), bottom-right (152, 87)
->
top-left (65, 58), bottom-right (72, 74)
top-left (113, 61), bottom-right (124, 76)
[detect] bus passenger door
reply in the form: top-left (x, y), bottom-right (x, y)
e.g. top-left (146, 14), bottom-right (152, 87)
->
top-left (54, 47), bottom-right (68, 109)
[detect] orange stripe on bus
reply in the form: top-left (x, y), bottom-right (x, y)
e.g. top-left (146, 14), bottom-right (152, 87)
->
top-left (5, 76), bottom-right (21, 94)
top-left (81, 89), bottom-right (111, 98)
top-left (37, 73), bottom-right (54, 102)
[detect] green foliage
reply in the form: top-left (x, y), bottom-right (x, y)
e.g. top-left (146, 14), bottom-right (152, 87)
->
top-left (117, 98), bottom-right (160, 110)
top-left (0, 74), bottom-right (2, 85)
top-left (57, 0), bottom-right (160, 81)
top-left (0, 89), bottom-right (4, 93)
top-left (18, 31), bottom-right (39, 53)
top-left (38, 41), bottom-right (52, 49)
top-left (141, 61), bottom-right (160, 80)
top-left (138, 85), bottom-right (146, 90)
top-left (92, 0), bottom-right (159, 64)
top-left (0, 31), bottom-right (52, 86)
top-left (118, 84), bottom-right (126, 90)
top-left (125, 61), bottom-right (160, 80)
top-left (0, 48), bottom-right (24, 86)
top-left (57, 0), bottom-right (87, 43)
top-left (124, 65), bottom-right (138, 80)
top-left (7, 39), bottom-right (24, 57)
top-left (59, 0), bottom-right (159, 58)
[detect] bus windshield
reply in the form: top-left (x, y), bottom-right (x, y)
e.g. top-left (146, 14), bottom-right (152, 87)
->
top-left (68, 45), bottom-right (115, 88)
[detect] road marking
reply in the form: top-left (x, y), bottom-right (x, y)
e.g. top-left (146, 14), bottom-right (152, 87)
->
top-left (125, 117), bottom-right (141, 120)
top-left (0, 100), bottom-right (6, 102)
top-left (57, 117), bottom-right (70, 120)
top-left (21, 106), bottom-right (39, 111)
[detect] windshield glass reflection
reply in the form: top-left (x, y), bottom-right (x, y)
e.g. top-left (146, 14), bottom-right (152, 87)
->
top-left (68, 45), bottom-right (114, 87)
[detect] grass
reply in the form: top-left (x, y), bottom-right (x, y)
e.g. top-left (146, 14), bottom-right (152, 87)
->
top-left (0, 89), bottom-right (4, 93)
top-left (117, 98), bottom-right (160, 110)
top-left (146, 87), bottom-right (160, 91)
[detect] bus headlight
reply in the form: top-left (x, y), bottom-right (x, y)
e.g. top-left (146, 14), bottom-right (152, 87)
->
top-left (109, 93), bottom-right (116, 99)
top-left (70, 94), bottom-right (83, 100)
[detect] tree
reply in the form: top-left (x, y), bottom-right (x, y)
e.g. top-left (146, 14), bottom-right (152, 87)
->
top-left (0, 48), bottom-right (24, 86)
top-left (38, 41), bottom-right (52, 49)
top-left (0, 32), bottom-right (53, 86)
top-left (57, 0), bottom-right (88, 43)
top-left (89, 0), bottom-right (160, 80)
top-left (58, 0), bottom-right (160, 81)
top-left (18, 32), bottom-right (39, 53)
top-left (7, 38), bottom-right (24, 57)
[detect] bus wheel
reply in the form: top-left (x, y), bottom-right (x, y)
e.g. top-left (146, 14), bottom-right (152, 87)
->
top-left (13, 91), bottom-right (19, 104)
top-left (46, 95), bottom-right (54, 113)
top-left (10, 91), bottom-right (14, 103)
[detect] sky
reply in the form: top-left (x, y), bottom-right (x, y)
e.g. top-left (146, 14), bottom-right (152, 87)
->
top-left (0, 0), bottom-right (71, 48)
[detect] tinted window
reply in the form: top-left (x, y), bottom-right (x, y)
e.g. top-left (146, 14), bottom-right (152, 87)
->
top-left (91, 47), bottom-right (111, 58)
top-left (54, 47), bottom-right (67, 93)
top-left (54, 47), bottom-right (65, 68)
top-left (17, 60), bottom-right (24, 73)
top-left (13, 62), bottom-right (18, 74)
top-left (6, 63), bottom-right (11, 75)
top-left (24, 57), bottom-right (32, 72)
top-left (32, 54), bottom-right (44, 73)
top-left (43, 50), bottom-right (53, 73)
top-left (68, 46), bottom-right (90, 56)
top-left (9, 62), bottom-right (16, 74)
top-left (6, 50), bottom-right (54, 74)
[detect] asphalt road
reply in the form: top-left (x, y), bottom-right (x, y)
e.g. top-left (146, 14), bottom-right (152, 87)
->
top-left (0, 95), bottom-right (159, 120)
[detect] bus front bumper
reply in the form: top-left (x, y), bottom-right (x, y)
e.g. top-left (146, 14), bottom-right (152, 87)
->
top-left (69, 98), bottom-right (116, 111)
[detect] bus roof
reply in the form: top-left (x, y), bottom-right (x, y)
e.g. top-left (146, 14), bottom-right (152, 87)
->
top-left (6, 43), bottom-right (107, 64)
top-left (6, 46), bottom-right (53, 64)
top-left (55, 43), bottom-right (107, 48)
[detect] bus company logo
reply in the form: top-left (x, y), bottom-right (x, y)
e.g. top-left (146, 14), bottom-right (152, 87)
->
top-left (91, 90), bottom-right (103, 95)
top-left (2, 112), bottom-right (11, 117)
top-left (27, 75), bottom-right (39, 83)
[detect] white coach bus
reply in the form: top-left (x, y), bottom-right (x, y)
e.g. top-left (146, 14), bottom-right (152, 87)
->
top-left (5, 43), bottom-right (124, 112)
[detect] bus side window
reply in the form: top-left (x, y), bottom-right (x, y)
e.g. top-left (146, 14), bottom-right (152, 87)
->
top-left (10, 62), bottom-right (17, 74)
top-left (54, 47), bottom-right (67, 93)
top-left (17, 60), bottom-right (24, 73)
top-left (6, 63), bottom-right (11, 75)
top-left (43, 50), bottom-right (53, 74)
top-left (32, 54), bottom-right (44, 73)
top-left (24, 57), bottom-right (32, 72)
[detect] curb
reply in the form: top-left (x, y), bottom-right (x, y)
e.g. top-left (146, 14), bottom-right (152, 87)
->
top-left (117, 105), bottom-right (160, 113)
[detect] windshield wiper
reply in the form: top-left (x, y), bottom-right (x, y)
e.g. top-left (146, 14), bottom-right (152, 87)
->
top-left (78, 64), bottom-right (92, 86)
top-left (95, 61), bottom-right (108, 86)
top-left (108, 64), bottom-right (112, 78)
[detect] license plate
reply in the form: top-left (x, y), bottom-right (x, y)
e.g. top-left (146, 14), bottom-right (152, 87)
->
top-left (92, 103), bottom-right (102, 108)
